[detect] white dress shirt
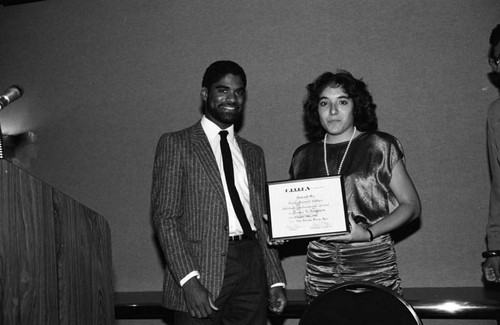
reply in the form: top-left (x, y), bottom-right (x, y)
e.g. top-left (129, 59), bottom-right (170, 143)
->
top-left (200, 115), bottom-right (256, 235)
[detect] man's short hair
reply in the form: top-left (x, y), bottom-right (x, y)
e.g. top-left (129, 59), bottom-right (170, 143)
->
top-left (202, 60), bottom-right (247, 89)
top-left (490, 24), bottom-right (500, 59)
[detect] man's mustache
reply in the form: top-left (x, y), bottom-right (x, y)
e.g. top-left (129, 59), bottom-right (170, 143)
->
top-left (219, 103), bottom-right (241, 110)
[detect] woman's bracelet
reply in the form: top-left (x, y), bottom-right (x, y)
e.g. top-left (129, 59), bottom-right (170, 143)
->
top-left (366, 228), bottom-right (374, 242)
top-left (482, 250), bottom-right (500, 258)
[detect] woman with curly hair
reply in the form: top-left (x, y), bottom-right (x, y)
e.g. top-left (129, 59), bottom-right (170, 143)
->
top-left (289, 70), bottom-right (421, 301)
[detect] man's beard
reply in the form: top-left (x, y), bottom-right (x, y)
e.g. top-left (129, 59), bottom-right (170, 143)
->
top-left (206, 103), bottom-right (243, 125)
top-left (488, 71), bottom-right (500, 89)
top-left (216, 108), bottom-right (241, 125)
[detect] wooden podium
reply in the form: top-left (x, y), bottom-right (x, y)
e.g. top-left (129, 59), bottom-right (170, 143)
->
top-left (0, 160), bottom-right (114, 324)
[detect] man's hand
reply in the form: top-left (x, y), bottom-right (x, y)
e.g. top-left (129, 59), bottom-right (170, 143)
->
top-left (483, 256), bottom-right (500, 282)
top-left (182, 277), bottom-right (219, 318)
top-left (268, 286), bottom-right (287, 314)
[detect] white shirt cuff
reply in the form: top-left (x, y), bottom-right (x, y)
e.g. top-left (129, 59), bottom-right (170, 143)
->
top-left (271, 282), bottom-right (286, 288)
top-left (180, 271), bottom-right (200, 287)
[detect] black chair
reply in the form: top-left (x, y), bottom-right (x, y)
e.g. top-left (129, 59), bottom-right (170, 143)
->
top-left (299, 281), bottom-right (423, 325)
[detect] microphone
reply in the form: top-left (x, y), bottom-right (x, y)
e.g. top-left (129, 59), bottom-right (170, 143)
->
top-left (0, 85), bottom-right (24, 110)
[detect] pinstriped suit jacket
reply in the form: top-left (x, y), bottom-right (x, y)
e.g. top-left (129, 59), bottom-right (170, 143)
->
top-left (151, 121), bottom-right (286, 312)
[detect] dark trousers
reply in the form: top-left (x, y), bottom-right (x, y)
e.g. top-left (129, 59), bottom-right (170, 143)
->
top-left (174, 238), bottom-right (268, 325)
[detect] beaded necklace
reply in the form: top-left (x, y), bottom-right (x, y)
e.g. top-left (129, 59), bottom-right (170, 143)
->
top-left (323, 127), bottom-right (357, 176)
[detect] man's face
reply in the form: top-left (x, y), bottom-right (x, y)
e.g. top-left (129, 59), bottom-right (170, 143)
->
top-left (489, 42), bottom-right (500, 89)
top-left (201, 73), bottom-right (246, 129)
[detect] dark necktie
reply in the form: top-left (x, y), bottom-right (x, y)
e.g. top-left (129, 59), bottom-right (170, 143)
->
top-left (219, 130), bottom-right (253, 237)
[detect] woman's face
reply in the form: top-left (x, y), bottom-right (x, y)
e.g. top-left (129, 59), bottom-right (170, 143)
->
top-left (318, 86), bottom-right (355, 143)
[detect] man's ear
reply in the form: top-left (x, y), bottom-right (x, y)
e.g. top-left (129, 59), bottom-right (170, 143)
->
top-left (201, 87), bottom-right (208, 102)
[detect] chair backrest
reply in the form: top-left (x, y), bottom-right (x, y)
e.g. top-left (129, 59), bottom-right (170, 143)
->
top-left (299, 281), bottom-right (423, 325)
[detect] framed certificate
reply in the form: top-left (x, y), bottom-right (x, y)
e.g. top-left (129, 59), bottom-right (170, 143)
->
top-left (266, 176), bottom-right (349, 240)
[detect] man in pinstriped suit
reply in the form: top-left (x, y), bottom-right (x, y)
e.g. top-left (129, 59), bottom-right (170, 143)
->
top-left (152, 60), bottom-right (287, 324)
top-left (483, 24), bottom-right (500, 282)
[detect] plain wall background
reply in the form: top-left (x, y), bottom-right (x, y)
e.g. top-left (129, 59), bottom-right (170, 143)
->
top-left (1, 1), bottom-right (499, 324)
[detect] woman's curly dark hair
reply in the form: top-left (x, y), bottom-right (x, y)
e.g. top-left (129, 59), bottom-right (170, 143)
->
top-left (303, 70), bottom-right (378, 142)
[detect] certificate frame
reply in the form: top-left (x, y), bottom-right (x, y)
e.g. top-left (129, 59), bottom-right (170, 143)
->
top-left (266, 175), bottom-right (349, 241)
